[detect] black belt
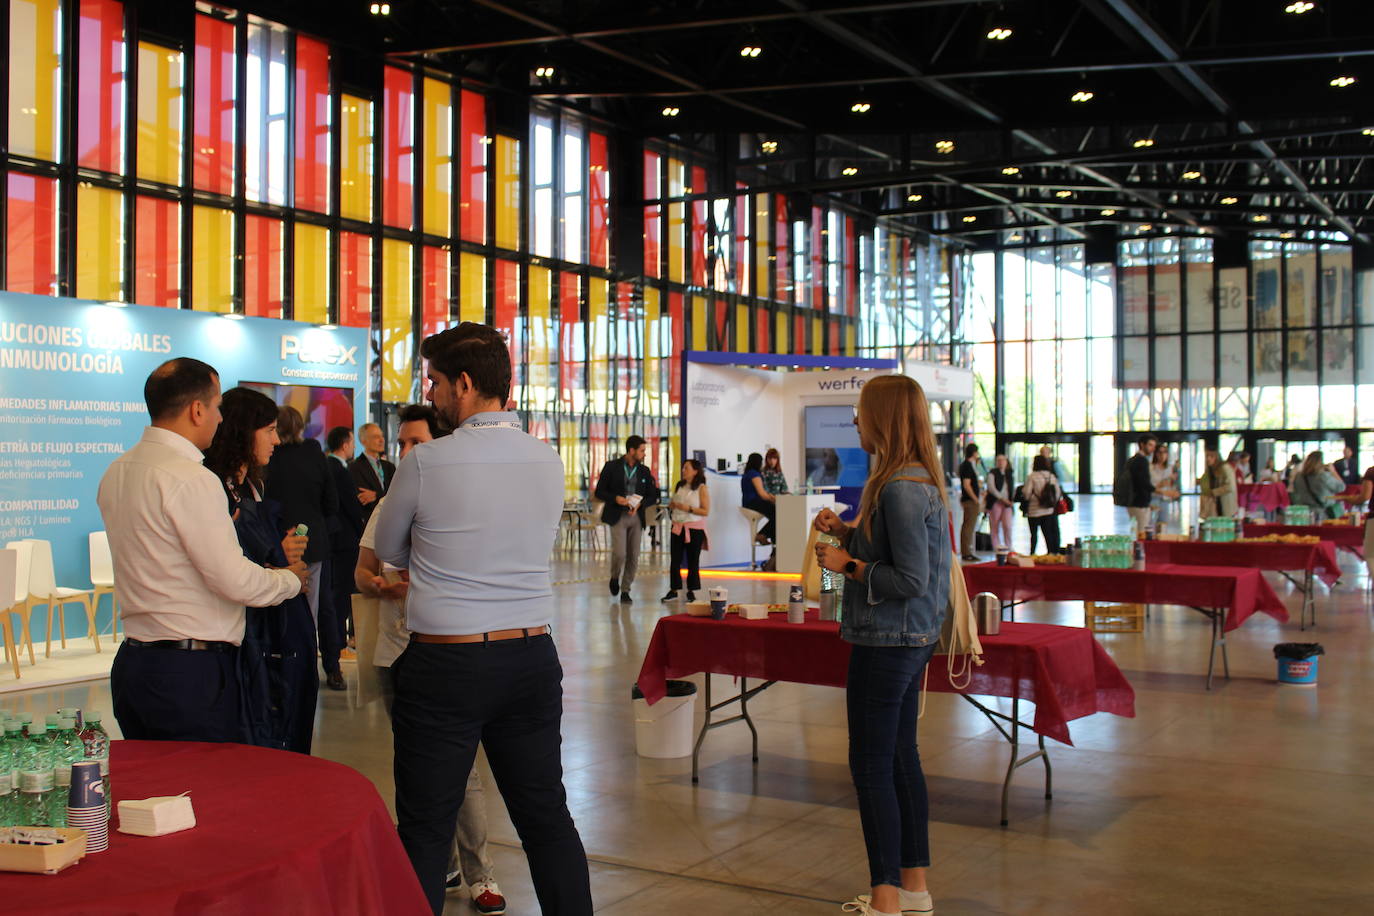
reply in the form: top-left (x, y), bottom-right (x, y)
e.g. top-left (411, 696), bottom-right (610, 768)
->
top-left (125, 637), bottom-right (237, 653)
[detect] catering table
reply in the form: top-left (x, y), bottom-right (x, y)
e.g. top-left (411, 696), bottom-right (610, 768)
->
top-left (0, 741), bottom-right (428, 915)
top-left (1143, 539), bottom-right (1341, 629)
top-left (962, 562), bottom-right (1289, 689)
top-left (636, 612), bottom-right (1135, 826)
top-left (1237, 481), bottom-right (1289, 517)
top-left (1242, 522), bottom-right (1365, 560)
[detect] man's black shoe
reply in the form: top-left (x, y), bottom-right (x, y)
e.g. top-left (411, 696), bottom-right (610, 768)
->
top-left (609, 577), bottom-right (619, 596)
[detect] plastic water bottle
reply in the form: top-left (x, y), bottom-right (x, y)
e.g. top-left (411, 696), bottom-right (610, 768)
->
top-left (816, 533), bottom-right (844, 592)
top-left (17, 726), bottom-right (55, 825)
top-left (0, 737), bottom-right (13, 826)
top-left (58, 707), bottom-right (83, 730)
top-left (82, 715), bottom-right (111, 816)
top-left (4, 721), bottom-right (23, 799)
top-left (49, 718), bottom-right (83, 828)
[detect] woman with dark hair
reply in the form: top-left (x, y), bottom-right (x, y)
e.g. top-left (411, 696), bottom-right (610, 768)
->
top-left (662, 459), bottom-right (710, 603)
top-left (762, 448), bottom-right (789, 496)
top-left (1022, 454), bottom-right (1063, 554)
top-left (741, 451), bottom-right (776, 543)
top-left (203, 387), bottom-right (317, 753)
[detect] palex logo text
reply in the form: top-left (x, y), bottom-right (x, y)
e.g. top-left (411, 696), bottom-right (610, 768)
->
top-left (280, 335), bottom-right (358, 365)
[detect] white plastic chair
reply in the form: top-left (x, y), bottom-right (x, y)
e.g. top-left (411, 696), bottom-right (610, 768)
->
top-left (0, 549), bottom-right (20, 679)
top-left (3, 540), bottom-right (37, 666)
top-left (89, 531), bottom-right (120, 639)
top-left (740, 507), bottom-right (767, 569)
top-left (26, 538), bottom-right (99, 656)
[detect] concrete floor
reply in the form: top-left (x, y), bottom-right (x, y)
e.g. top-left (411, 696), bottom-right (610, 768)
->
top-left (7, 495), bottom-right (1372, 914)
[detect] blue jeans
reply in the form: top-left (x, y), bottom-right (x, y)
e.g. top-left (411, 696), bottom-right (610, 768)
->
top-left (846, 642), bottom-right (938, 888)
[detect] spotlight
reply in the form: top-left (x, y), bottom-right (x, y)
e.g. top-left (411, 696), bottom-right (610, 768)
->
top-left (986, 27), bottom-right (1012, 40)
top-left (661, 106), bottom-right (680, 117)
top-left (1001, 166), bottom-right (1020, 175)
top-left (740, 46), bottom-right (762, 58)
top-left (1221, 197), bottom-right (1239, 204)
top-left (1071, 90), bottom-right (1095, 103)
top-left (962, 215), bottom-right (977, 223)
top-left (1252, 214), bottom-right (1270, 222)
top-left (1330, 75), bottom-right (1356, 88)
top-left (1100, 208), bottom-right (1117, 216)
top-left (1138, 224), bottom-right (1154, 232)
top-left (842, 167), bottom-right (858, 176)
top-left (1182, 170), bottom-right (1202, 180)
top-left (1008, 233), bottom-right (1023, 242)
top-left (906, 193), bottom-right (923, 203)
top-left (1280, 231), bottom-right (1296, 239)
top-left (368, 2), bottom-right (391, 14)
top-left (534, 66), bottom-right (556, 79)
top-left (1132, 138), bottom-right (1155, 148)
top-left (1285, 1), bottom-right (1315, 12)
top-left (1363, 128), bottom-right (1374, 136)
top-left (1055, 190), bottom-right (1073, 198)
top-left (935, 139), bottom-right (955, 153)
top-left (850, 102), bottom-right (871, 113)
top-left (760, 140), bottom-right (778, 154)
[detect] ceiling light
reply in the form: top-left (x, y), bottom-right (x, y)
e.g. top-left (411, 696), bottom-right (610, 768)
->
top-left (986, 27), bottom-right (1013, 40)
top-left (223, 313), bottom-right (246, 321)
top-left (534, 66), bottom-right (555, 79)
top-left (368, 2), bottom-right (391, 14)
top-left (906, 193), bottom-right (923, 203)
top-left (962, 215), bottom-right (977, 223)
top-left (850, 102), bottom-right (871, 113)
top-left (1252, 214), bottom-right (1270, 222)
top-left (1132, 138), bottom-right (1155, 148)
top-left (1221, 196), bottom-right (1239, 204)
top-left (1001, 166), bottom-right (1020, 175)
top-left (1055, 190), bottom-right (1073, 198)
top-left (1071, 90), bottom-right (1095, 103)
top-left (1330, 75), bottom-right (1357, 88)
top-left (1008, 233), bottom-right (1023, 242)
top-left (935, 139), bottom-right (955, 153)
top-left (661, 106), bottom-right (680, 117)
top-left (1100, 208), bottom-right (1117, 216)
top-left (1280, 231), bottom-right (1296, 239)
top-left (1363, 128), bottom-right (1374, 136)
top-left (760, 140), bottom-right (778, 154)
top-left (740, 46), bottom-right (762, 58)
top-left (842, 166), bottom-right (858, 176)
top-left (1138, 224), bottom-right (1154, 232)
top-left (1182, 170), bottom-right (1202, 180)
top-left (1285, 1), bottom-right (1315, 12)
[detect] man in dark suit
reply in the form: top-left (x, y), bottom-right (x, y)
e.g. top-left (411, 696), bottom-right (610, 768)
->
top-left (594, 435), bottom-right (659, 604)
top-left (350, 422), bottom-right (395, 525)
top-left (325, 425), bottom-right (365, 690)
top-left (1334, 445), bottom-right (1361, 488)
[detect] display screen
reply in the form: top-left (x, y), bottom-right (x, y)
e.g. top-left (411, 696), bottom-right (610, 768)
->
top-left (804, 405), bottom-right (869, 488)
top-left (240, 381), bottom-right (356, 451)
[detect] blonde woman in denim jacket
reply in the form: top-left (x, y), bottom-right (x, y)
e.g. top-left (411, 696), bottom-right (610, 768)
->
top-left (813, 375), bottom-right (950, 916)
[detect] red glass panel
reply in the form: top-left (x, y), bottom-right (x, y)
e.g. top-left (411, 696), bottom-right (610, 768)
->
top-left (690, 166), bottom-right (707, 286)
top-left (829, 321), bottom-right (840, 355)
top-left (587, 132), bottom-right (610, 269)
top-left (643, 151), bottom-right (661, 279)
top-left (193, 14), bottom-right (236, 194)
top-left (756, 307), bottom-right (770, 353)
top-left (459, 89), bottom-right (487, 244)
top-left (5, 174), bottom-right (59, 295)
top-left (794, 313), bottom-right (805, 355)
top-left (558, 272), bottom-right (581, 405)
top-left (76, 0), bottom-right (125, 173)
top-left (294, 36), bottom-right (330, 213)
top-left (383, 67), bottom-right (414, 229)
top-left (493, 259), bottom-right (520, 395)
top-left (734, 189), bottom-right (749, 295)
top-left (134, 195), bottom-right (180, 308)
top-left (774, 194), bottom-right (789, 304)
top-left (713, 298), bottom-right (728, 350)
top-left (811, 206), bottom-right (824, 310)
top-left (244, 214), bottom-right (283, 318)
top-left (339, 231), bottom-right (372, 328)
top-left (421, 245), bottom-right (450, 338)
top-left (668, 291), bottom-right (684, 406)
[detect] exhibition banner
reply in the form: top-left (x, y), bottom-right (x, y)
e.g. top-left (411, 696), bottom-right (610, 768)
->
top-left (0, 291), bottom-right (368, 617)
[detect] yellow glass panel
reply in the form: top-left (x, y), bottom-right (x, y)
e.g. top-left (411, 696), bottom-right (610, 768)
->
top-left (845, 323), bottom-right (856, 356)
top-left (381, 238), bottom-right (414, 404)
top-left (137, 43), bottom-right (183, 184)
top-left (422, 77), bottom-right (452, 237)
top-left (191, 206), bottom-right (234, 312)
top-left (75, 184), bottom-right (123, 301)
top-left (589, 277), bottom-right (609, 397)
top-left (666, 159), bottom-right (685, 284)
top-left (812, 317), bottom-right (823, 355)
top-left (776, 311), bottom-right (789, 354)
top-left (340, 94), bottom-right (373, 221)
top-left (754, 196), bottom-right (770, 299)
top-left (293, 223), bottom-right (329, 324)
top-left (458, 251), bottom-right (486, 324)
top-left (735, 304), bottom-right (750, 352)
top-left (494, 134), bottom-right (521, 250)
top-left (8, 0), bottom-right (62, 162)
top-left (528, 266), bottom-right (551, 411)
top-left (560, 419), bottom-right (580, 499)
top-left (643, 285), bottom-right (660, 404)
top-left (691, 295), bottom-right (707, 351)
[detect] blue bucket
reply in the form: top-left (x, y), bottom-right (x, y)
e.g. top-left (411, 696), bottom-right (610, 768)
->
top-left (1277, 656), bottom-right (1319, 685)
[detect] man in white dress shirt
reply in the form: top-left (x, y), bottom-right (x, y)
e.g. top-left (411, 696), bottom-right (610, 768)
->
top-left (98, 357), bottom-right (307, 742)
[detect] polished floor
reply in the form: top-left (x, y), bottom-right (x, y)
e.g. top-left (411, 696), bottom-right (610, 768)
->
top-left (8, 496), bottom-right (1373, 914)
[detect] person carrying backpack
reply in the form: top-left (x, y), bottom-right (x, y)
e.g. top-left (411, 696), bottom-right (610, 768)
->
top-left (1113, 434), bottom-right (1158, 533)
top-left (1023, 455), bottom-right (1063, 554)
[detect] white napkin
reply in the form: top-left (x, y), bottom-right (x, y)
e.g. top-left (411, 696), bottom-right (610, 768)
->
top-left (117, 795), bottom-right (196, 837)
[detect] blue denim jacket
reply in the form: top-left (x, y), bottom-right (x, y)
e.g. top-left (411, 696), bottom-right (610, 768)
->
top-left (840, 466), bottom-right (952, 647)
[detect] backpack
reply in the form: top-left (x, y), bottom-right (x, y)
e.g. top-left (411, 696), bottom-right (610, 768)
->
top-left (1112, 461), bottom-right (1133, 507)
top-left (1038, 476), bottom-right (1061, 510)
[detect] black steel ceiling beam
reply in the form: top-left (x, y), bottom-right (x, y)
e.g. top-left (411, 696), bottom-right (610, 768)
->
top-left (881, 198), bottom-right (1374, 220)
top-left (1084, 0), bottom-right (1363, 240)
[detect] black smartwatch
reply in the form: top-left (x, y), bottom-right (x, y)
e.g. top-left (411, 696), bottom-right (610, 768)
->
top-left (843, 559), bottom-right (858, 577)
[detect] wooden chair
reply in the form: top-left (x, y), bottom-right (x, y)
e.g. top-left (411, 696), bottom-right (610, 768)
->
top-left (3, 540), bottom-right (37, 667)
top-left (0, 548), bottom-right (21, 679)
top-left (26, 538), bottom-right (100, 656)
top-left (88, 531), bottom-right (120, 639)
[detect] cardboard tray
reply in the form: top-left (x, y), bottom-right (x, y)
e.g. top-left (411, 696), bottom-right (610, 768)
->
top-left (0, 828), bottom-right (88, 875)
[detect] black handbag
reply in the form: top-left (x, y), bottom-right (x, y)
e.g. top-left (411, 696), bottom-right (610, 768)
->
top-left (974, 531), bottom-right (993, 552)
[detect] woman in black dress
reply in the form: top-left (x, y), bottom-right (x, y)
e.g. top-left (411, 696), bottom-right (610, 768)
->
top-left (203, 387), bottom-right (317, 753)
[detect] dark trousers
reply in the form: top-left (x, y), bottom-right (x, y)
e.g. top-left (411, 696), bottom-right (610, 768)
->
top-left (745, 499), bottom-right (776, 541)
top-left (669, 529), bottom-right (704, 591)
top-left (392, 634), bottom-right (591, 915)
top-left (111, 641), bottom-right (243, 742)
top-left (320, 548), bottom-right (357, 673)
top-left (1028, 514), bottom-right (1062, 554)
top-left (847, 642), bottom-right (937, 889)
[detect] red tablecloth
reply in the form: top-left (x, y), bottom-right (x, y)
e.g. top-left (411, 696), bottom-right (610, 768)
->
top-left (1242, 522), bottom-right (1365, 559)
top-left (1237, 482), bottom-right (1290, 513)
top-left (1143, 539), bottom-right (1342, 587)
top-left (0, 741), bottom-right (428, 916)
top-left (635, 612), bottom-right (1135, 746)
top-left (962, 562), bottom-right (1289, 631)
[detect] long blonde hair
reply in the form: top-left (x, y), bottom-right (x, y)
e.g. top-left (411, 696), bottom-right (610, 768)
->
top-left (856, 375), bottom-right (947, 536)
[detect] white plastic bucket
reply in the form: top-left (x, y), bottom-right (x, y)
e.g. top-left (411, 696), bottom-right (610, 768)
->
top-left (631, 681), bottom-right (697, 758)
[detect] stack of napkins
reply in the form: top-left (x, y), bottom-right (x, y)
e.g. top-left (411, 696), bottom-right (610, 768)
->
top-left (117, 795), bottom-right (196, 837)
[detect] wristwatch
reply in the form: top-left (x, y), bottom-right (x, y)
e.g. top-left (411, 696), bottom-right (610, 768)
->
top-left (843, 559), bottom-right (858, 577)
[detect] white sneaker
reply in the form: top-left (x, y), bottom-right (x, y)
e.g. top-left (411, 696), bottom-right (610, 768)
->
top-left (846, 888), bottom-right (934, 915)
top-left (842, 898), bottom-right (899, 916)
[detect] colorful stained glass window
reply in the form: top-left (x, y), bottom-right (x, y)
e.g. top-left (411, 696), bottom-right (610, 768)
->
top-left (244, 214), bottom-right (283, 318)
top-left (245, 19), bottom-right (289, 205)
top-left (75, 183), bottom-right (124, 301)
top-left (193, 13), bottom-right (236, 194)
top-left (6, 173), bottom-right (59, 296)
top-left (422, 78), bottom-right (452, 237)
top-left (76, 0), bottom-right (125, 173)
top-left (191, 205), bottom-right (234, 312)
top-left (137, 42), bottom-right (183, 185)
top-left (339, 231), bottom-right (372, 328)
top-left (135, 195), bottom-right (181, 309)
top-left (382, 67), bottom-right (413, 229)
top-left (459, 89), bottom-right (487, 244)
top-left (294, 35), bottom-right (330, 213)
top-left (340, 95), bottom-right (373, 222)
top-left (8, 0), bottom-right (63, 162)
top-left (293, 222), bottom-right (329, 324)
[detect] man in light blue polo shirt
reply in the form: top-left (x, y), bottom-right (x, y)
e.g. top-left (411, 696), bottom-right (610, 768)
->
top-left (375, 322), bottom-right (591, 915)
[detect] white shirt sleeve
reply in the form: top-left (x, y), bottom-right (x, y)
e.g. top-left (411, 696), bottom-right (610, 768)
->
top-left (168, 472), bottom-right (302, 608)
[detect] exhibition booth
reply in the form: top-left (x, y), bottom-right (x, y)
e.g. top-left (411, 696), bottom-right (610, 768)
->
top-left (682, 351), bottom-right (974, 572)
top-left (0, 291), bottom-right (367, 689)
